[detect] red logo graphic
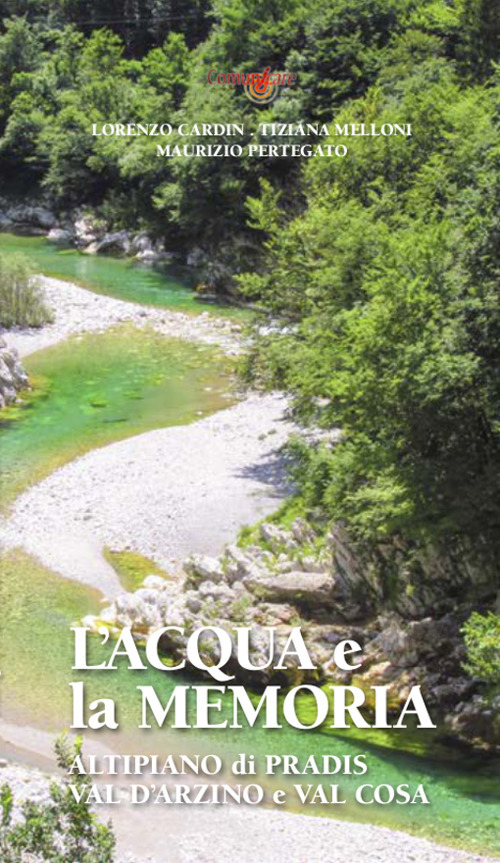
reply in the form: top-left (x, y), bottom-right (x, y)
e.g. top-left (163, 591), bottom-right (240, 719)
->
top-left (207, 67), bottom-right (296, 105)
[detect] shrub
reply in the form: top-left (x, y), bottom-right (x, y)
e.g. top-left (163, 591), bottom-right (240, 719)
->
top-left (462, 612), bottom-right (500, 685)
top-left (0, 736), bottom-right (115, 862)
top-left (0, 253), bottom-right (52, 328)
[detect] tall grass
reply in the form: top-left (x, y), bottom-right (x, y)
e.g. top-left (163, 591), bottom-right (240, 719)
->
top-left (0, 252), bottom-right (52, 328)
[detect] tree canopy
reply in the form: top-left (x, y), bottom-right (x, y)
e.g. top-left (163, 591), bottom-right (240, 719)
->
top-left (1, 0), bottom-right (499, 580)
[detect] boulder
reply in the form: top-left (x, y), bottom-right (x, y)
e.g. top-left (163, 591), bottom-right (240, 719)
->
top-left (0, 341), bottom-right (29, 407)
top-left (444, 694), bottom-right (500, 749)
top-left (260, 522), bottom-right (297, 553)
top-left (94, 231), bottom-right (131, 255)
top-left (198, 581), bottom-right (236, 600)
top-left (291, 517), bottom-right (316, 544)
top-left (142, 575), bottom-right (168, 590)
top-left (243, 570), bottom-right (338, 609)
top-left (370, 615), bottom-right (459, 669)
top-left (74, 215), bottom-right (103, 247)
top-left (0, 357), bottom-right (14, 387)
top-left (47, 228), bottom-right (74, 245)
top-left (5, 204), bottom-right (57, 230)
top-left (130, 233), bottom-right (153, 254)
top-left (184, 554), bottom-right (225, 585)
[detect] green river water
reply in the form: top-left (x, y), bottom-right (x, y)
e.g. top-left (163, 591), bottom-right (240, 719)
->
top-left (0, 326), bottom-right (232, 506)
top-left (0, 232), bottom-right (245, 316)
top-left (0, 234), bottom-right (499, 856)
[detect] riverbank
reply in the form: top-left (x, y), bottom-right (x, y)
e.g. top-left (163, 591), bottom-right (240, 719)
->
top-left (0, 273), bottom-right (296, 596)
top-left (3, 275), bottom-right (243, 359)
top-left (0, 393), bottom-right (294, 595)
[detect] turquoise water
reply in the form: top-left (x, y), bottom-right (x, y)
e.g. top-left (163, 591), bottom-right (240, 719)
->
top-left (0, 326), bottom-right (233, 505)
top-left (0, 232), bottom-right (245, 316)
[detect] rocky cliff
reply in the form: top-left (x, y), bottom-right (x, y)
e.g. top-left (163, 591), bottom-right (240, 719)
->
top-left (91, 517), bottom-right (500, 753)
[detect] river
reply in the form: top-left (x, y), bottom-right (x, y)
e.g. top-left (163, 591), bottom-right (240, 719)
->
top-left (0, 232), bottom-right (246, 316)
top-left (0, 233), bottom-right (499, 857)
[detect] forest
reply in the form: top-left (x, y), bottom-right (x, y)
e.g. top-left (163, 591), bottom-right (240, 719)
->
top-left (0, 0), bottom-right (500, 684)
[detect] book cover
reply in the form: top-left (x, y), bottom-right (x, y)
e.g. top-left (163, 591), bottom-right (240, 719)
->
top-left (0, 2), bottom-right (498, 862)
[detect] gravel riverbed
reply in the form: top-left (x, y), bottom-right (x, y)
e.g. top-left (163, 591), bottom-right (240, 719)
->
top-left (0, 393), bottom-right (294, 595)
top-left (3, 275), bottom-right (243, 358)
top-left (1, 759), bottom-right (498, 863)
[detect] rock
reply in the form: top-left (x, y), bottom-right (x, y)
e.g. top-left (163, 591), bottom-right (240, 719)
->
top-left (354, 660), bottom-right (397, 687)
top-left (370, 615), bottom-right (459, 669)
top-left (243, 570), bottom-right (338, 609)
top-left (298, 554), bottom-right (330, 574)
top-left (185, 592), bottom-right (203, 614)
top-left (254, 603), bottom-right (299, 625)
top-left (131, 232), bottom-right (153, 254)
top-left (275, 558), bottom-right (295, 573)
top-left (142, 575), bottom-right (168, 590)
top-left (135, 248), bottom-right (157, 261)
top-left (93, 504), bottom-right (500, 750)
top-left (82, 241), bottom-right (99, 254)
top-left (94, 231), bottom-right (131, 255)
top-left (111, 593), bottom-right (160, 628)
top-left (198, 581), bottom-right (236, 600)
top-left (184, 554), bottom-right (225, 585)
top-left (0, 357), bottom-right (14, 387)
top-left (74, 214), bottom-right (103, 247)
top-left (260, 522), bottom-right (297, 552)
top-left (444, 693), bottom-right (500, 748)
top-left (224, 545), bottom-right (266, 583)
top-left (225, 544), bottom-right (250, 570)
top-left (0, 342), bottom-right (29, 408)
top-left (47, 227), bottom-right (74, 245)
top-left (136, 248), bottom-right (175, 264)
top-left (0, 202), bottom-right (57, 230)
top-left (291, 517), bottom-right (316, 544)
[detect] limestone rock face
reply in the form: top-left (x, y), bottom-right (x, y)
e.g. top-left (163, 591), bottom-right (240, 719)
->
top-left (0, 337), bottom-right (29, 408)
top-left (329, 522), bottom-right (497, 618)
top-left (93, 515), bottom-right (500, 750)
top-left (0, 198), bottom-right (57, 231)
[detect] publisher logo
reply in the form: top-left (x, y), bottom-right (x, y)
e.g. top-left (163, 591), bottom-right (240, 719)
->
top-left (208, 66), bottom-right (296, 105)
top-left (244, 68), bottom-right (280, 104)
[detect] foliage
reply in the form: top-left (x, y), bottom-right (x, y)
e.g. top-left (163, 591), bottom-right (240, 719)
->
top-left (0, 253), bottom-right (52, 327)
top-left (462, 612), bottom-right (500, 685)
top-left (0, 736), bottom-right (115, 862)
top-left (0, 0), bottom-right (458, 249)
top-left (239, 49), bottom-right (500, 562)
top-left (1, 0), bottom-right (500, 616)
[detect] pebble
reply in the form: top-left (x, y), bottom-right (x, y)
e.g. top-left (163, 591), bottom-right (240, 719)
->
top-left (3, 275), bottom-right (244, 359)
